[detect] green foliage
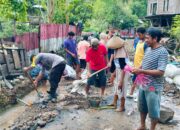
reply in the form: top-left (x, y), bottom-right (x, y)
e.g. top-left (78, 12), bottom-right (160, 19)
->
top-left (0, 21), bottom-right (14, 38)
top-left (0, 0), bottom-right (27, 21)
top-left (52, 0), bottom-right (93, 25)
top-left (86, 0), bottom-right (138, 31)
top-left (0, 21), bottom-right (38, 38)
top-left (68, 0), bottom-right (93, 24)
top-left (171, 15), bottom-right (180, 41)
top-left (130, 0), bottom-right (147, 18)
top-left (52, 0), bottom-right (66, 24)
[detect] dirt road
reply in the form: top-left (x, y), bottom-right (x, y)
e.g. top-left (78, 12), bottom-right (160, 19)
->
top-left (0, 79), bottom-right (180, 130)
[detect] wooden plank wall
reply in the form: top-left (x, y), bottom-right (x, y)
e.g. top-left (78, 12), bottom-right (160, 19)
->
top-left (0, 49), bottom-right (27, 77)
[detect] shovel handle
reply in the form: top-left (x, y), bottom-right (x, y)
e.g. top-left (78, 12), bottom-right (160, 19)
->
top-left (89, 66), bottom-right (108, 78)
top-left (16, 98), bottom-right (31, 106)
top-left (24, 71), bottom-right (41, 95)
top-left (81, 66), bottom-right (108, 81)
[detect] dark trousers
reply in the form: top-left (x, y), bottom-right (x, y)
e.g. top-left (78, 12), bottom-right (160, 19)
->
top-left (49, 62), bottom-right (66, 98)
top-left (80, 59), bottom-right (86, 69)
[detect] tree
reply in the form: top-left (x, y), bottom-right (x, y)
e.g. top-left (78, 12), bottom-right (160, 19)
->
top-left (130, 0), bottom-right (147, 18)
top-left (171, 15), bottom-right (180, 54)
top-left (87, 0), bottom-right (138, 31)
top-left (171, 15), bottom-right (180, 41)
top-left (52, 0), bottom-right (93, 25)
top-left (0, 0), bottom-right (27, 21)
top-left (67, 0), bottom-right (93, 25)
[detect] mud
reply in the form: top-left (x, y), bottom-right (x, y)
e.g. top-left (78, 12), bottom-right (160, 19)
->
top-left (0, 78), bottom-right (180, 130)
top-left (0, 77), bottom-right (32, 112)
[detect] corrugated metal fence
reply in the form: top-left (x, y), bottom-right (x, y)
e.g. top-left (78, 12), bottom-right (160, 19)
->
top-left (15, 24), bottom-right (77, 56)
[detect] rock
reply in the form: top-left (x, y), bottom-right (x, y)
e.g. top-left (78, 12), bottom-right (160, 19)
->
top-left (96, 117), bottom-right (100, 119)
top-left (26, 121), bottom-right (34, 127)
top-left (159, 106), bottom-right (174, 124)
top-left (30, 123), bottom-right (38, 130)
top-left (168, 89), bottom-right (175, 94)
top-left (47, 118), bottom-right (54, 123)
top-left (50, 111), bottom-right (58, 118)
top-left (13, 79), bottom-right (21, 84)
top-left (18, 75), bottom-right (25, 80)
top-left (37, 120), bottom-right (46, 127)
top-left (167, 93), bottom-right (174, 97)
top-left (10, 126), bottom-right (20, 130)
top-left (104, 127), bottom-right (114, 130)
top-left (18, 124), bottom-right (23, 128)
top-left (20, 126), bottom-right (29, 130)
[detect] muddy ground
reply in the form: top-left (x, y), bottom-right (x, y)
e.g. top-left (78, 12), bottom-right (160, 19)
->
top-left (0, 78), bottom-right (180, 130)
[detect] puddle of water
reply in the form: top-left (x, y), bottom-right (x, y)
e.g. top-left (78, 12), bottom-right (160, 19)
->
top-left (0, 90), bottom-right (39, 129)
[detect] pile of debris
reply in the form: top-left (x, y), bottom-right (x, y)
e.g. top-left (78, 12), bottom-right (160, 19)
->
top-left (163, 58), bottom-right (180, 105)
top-left (0, 75), bottom-right (33, 111)
top-left (164, 63), bottom-right (180, 88)
top-left (9, 103), bottom-right (59, 130)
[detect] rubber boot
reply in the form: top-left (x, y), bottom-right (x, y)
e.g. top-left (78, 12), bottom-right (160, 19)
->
top-left (116, 97), bottom-right (125, 112)
top-left (108, 95), bottom-right (118, 108)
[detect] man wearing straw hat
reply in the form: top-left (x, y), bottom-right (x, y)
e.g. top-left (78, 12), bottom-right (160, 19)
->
top-left (85, 38), bottom-right (108, 98)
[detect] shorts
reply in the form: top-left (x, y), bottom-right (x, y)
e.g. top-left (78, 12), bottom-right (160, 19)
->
top-left (114, 58), bottom-right (126, 70)
top-left (67, 56), bottom-right (80, 66)
top-left (80, 59), bottom-right (86, 69)
top-left (113, 68), bottom-right (129, 98)
top-left (138, 88), bottom-right (161, 119)
top-left (87, 70), bottom-right (106, 88)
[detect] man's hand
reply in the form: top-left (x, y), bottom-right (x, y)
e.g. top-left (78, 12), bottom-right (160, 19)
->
top-left (23, 67), bottom-right (28, 72)
top-left (71, 53), bottom-right (76, 58)
top-left (87, 71), bottom-right (91, 78)
top-left (107, 62), bottom-right (111, 67)
top-left (33, 80), bottom-right (38, 88)
top-left (132, 68), bottom-right (143, 74)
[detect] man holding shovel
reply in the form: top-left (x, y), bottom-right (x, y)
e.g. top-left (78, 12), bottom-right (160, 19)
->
top-left (85, 38), bottom-right (108, 98)
top-left (33, 53), bottom-right (66, 102)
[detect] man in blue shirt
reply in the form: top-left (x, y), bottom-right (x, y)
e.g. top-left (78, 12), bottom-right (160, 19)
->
top-left (64, 31), bottom-right (80, 79)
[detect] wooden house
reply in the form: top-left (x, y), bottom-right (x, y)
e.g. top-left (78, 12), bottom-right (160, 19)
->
top-left (146, 0), bottom-right (180, 27)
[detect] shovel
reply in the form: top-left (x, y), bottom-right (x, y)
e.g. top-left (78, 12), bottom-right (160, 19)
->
top-left (82, 66), bottom-right (108, 81)
top-left (71, 66), bottom-right (108, 94)
top-left (16, 97), bottom-right (32, 107)
top-left (24, 71), bottom-right (44, 98)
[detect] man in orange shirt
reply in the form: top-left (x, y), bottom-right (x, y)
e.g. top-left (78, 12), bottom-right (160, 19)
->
top-left (77, 35), bottom-right (90, 69)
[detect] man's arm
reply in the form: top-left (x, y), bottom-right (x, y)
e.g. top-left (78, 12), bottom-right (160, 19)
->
top-left (86, 62), bottom-right (91, 77)
top-left (109, 54), bottom-right (114, 64)
top-left (33, 72), bottom-right (43, 87)
top-left (33, 66), bottom-right (45, 87)
top-left (23, 66), bottom-right (34, 72)
top-left (64, 48), bottom-right (76, 58)
top-left (132, 69), bottom-right (164, 76)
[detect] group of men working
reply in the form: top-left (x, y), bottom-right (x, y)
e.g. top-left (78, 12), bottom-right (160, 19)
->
top-left (24, 27), bottom-right (168, 130)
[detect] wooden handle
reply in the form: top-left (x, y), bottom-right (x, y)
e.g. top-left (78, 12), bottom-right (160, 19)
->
top-left (24, 71), bottom-right (40, 94)
top-left (81, 66), bottom-right (108, 81)
top-left (89, 66), bottom-right (108, 78)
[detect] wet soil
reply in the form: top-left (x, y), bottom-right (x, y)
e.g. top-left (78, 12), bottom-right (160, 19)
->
top-left (0, 79), bottom-right (180, 130)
